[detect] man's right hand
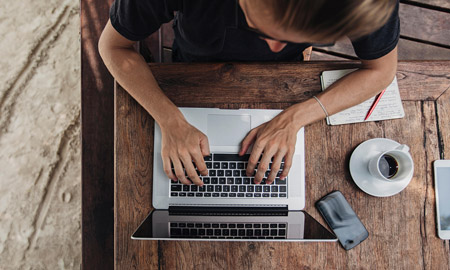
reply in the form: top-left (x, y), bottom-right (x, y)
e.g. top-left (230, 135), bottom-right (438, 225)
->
top-left (160, 118), bottom-right (210, 186)
top-left (99, 21), bottom-right (210, 186)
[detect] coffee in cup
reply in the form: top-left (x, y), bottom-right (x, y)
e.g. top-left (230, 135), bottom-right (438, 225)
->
top-left (368, 144), bottom-right (413, 182)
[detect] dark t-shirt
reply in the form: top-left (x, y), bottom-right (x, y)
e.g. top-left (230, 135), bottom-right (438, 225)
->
top-left (110, 0), bottom-right (400, 62)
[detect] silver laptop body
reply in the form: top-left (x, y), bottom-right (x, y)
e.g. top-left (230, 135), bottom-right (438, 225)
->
top-left (152, 107), bottom-right (305, 210)
top-left (132, 108), bottom-right (336, 242)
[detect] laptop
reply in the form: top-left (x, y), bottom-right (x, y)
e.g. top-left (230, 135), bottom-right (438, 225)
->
top-left (132, 107), bottom-right (336, 241)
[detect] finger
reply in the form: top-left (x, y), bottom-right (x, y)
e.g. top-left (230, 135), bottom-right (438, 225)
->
top-left (180, 153), bottom-right (203, 186)
top-left (254, 147), bottom-right (276, 184)
top-left (279, 150), bottom-right (294, 180)
top-left (199, 134), bottom-right (210, 157)
top-left (239, 129), bottom-right (258, 156)
top-left (191, 148), bottom-right (208, 176)
top-left (246, 140), bottom-right (264, 177)
top-left (266, 151), bottom-right (285, 184)
top-left (172, 157), bottom-right (191, 185)
top-left (162, 155), bottom-right (177, 181)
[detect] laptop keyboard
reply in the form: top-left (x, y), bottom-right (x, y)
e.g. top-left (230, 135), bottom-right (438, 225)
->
top-left (170, 154), bottom-right (287, 198)
top-left (169, 222), bottom-right (287, 239)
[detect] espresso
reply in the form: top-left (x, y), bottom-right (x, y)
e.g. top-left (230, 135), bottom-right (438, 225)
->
top-left (379, 154), bottom-right (399, 179)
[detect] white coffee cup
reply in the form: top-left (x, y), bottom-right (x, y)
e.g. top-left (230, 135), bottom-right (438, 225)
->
top-left (368, 144), bottom-right (414, 182)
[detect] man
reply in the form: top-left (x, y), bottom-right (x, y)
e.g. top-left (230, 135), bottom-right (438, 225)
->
top-left (99, 0), bottom-right (399, 186)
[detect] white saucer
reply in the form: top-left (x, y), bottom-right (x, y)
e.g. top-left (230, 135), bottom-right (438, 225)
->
top-left (349, 138), bottom-right (413, 197)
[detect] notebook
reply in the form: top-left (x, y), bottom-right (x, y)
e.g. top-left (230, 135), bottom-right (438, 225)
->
top-left (321, 69), bottom-right (405, 125)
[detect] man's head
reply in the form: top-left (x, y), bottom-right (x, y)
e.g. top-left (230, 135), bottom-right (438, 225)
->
top-left (239, 0), bottom-right (396, 53)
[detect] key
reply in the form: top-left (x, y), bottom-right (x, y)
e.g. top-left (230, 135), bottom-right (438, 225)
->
top-left (276, 178), bottom-right (286, 185)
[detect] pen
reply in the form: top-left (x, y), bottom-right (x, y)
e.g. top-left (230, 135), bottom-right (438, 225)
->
top-left (364, 88), bottom-right (386, 121)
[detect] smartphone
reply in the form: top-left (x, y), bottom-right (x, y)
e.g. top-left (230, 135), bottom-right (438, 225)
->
top-left (434, 160), bottom-right (450, 240)
top-left (316, 191), bottom-right (369, 250)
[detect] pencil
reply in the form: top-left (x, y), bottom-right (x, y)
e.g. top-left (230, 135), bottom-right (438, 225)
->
top-left (364, 88), bottom-right (386, 121)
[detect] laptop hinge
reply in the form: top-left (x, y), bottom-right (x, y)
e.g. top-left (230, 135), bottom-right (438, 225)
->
top-left (168, 206), bottom-right (288, 216)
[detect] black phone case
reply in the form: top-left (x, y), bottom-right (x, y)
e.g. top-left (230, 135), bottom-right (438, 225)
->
top-left (316, 191), bottom-right (369, 250)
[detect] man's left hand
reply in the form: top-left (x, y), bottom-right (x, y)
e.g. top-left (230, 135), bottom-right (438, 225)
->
top-left (239, 110), bottom-right (300, 184)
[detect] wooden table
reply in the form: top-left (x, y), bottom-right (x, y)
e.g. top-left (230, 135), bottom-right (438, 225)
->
top-left (114, 61), bottom-right (450, 269)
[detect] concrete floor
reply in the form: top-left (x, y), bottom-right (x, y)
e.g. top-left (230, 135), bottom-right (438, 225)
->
top-left (0, 0), bottom-right (81, 269)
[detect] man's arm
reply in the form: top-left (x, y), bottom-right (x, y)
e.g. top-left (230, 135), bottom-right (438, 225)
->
top-left (98, 20), bottom-right (209, 186)
top-left (240, 46), bottom-right (398, 184)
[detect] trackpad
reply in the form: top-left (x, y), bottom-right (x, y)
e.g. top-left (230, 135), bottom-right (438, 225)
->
top-left (207, 114), bottom-right (251, 146)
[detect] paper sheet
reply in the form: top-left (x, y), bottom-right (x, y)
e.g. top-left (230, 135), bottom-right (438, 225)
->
top-left (321, 69), bottom-right (405, 125)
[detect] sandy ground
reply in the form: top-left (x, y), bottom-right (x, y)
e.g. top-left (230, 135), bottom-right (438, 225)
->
top-left (0, 0), bottom-right (81, 269)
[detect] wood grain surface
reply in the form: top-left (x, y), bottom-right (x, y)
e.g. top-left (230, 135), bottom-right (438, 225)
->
top-left (411, 0), bottom-right (450, 9)
top-left (399, 4), bottom-right (450, 47)
top-left (115, 83), bottom-right (158, 269)
top-left (312, 38), bottom-right (450, 61)
top-left (147, 61), bottom-right (449, 104)
top-left (115, 61), bottom-right (450, 269)
top-left (81, 0), bottom-right (115, 269)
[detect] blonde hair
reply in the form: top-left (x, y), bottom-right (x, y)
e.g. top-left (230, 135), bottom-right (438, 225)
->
top-left (257, 0), bottom-right (396, 41)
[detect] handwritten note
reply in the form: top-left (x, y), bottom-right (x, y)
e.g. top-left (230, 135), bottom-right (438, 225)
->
top-left (321, 69), bottom-right (405, 125)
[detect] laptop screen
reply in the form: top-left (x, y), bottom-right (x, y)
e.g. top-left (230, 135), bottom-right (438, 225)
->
top-left (132, 210), bottom-right (336, 241)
